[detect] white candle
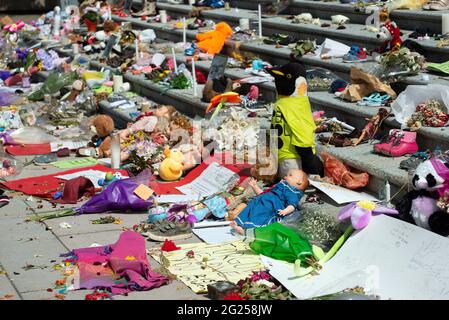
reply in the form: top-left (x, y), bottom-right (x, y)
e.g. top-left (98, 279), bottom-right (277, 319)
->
top-left (160, 10), bottom-right (167, 24)
top-left (385, 180), bottom-right (391, 203)
top-left (108, 7), bottom-right (111, 20)
top-left (192, 58), bottom-right (197, 97)
top-left (72, 43), bottom-right (79, 55)
top-left (443, 14), bottom-right (449, 35)
top-left (182, 17), bottom-right (186, 44)
top-left (96, 1), bottom-right (101, 11)
top-left (171, 47), bottom-right (178, 73)
top-left (111, 131), bottom-right (121, 169)
top-left (113, 74), bottom-right (123, 93)
top-left (258, 4), bottom-right (262, 38)
top-left (135, 39), bottom-right (139, 60)
top-left (239, 18), bottom-right (249, 31)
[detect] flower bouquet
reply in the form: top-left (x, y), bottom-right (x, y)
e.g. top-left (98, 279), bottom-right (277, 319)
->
top-left (406, 100), bottom-right (449, 130)
top-left (26, 170), bottom-right (154, 222)
top-left (223, 271), bottom-right (292, 300)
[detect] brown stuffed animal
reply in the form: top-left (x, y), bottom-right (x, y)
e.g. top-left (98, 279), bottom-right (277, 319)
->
top-left (92, 114), bottom-right (115, 158)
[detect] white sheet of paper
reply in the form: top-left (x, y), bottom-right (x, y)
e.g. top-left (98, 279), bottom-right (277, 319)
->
top-left (315, 38), bottom-right (350, 58)
top-left (192, 226), bottom-right (238, 245)
top-left (263, 215), bottom-right (449, 300)
top-left (50, 140), bottom-right (89, 152)
top-left (156, 194), bottom-right (200, 203)
top-left (56, 169), bottom-right (127, 188)
top-left (176, 162), bottom-right (238, 198)
top-left (193, 220), bottom-right (231, 229)
top-left (309, 179), bottom-right (378, 204)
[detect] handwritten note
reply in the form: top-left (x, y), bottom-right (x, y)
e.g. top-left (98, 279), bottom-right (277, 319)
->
top-left (176, 162), bottom-right (239, 199)
top-left (262, 215), bottom-right (449, 300)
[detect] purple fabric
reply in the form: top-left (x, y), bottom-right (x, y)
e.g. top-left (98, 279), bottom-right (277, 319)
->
top-left (71, 231), bottom-right (169, 295)
top-left (0, 131), bottom-right (17, 145)
top-left (75, 177), bottom-right (154, 214)
top-left (0, 71), bottom-right (12, 81)
top-left (0, 90), bottom-right (19, 107)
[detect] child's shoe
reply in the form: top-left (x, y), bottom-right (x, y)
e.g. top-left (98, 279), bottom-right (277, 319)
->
top-left (373, 129), bottom-right (419, 157)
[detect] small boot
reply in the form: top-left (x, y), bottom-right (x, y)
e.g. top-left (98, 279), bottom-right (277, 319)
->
top-left (132, 0), bottom-right (157, 17)
top-left (373, 129), bottom-right (419, 157)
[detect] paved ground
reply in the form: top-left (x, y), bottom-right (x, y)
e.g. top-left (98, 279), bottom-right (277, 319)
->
top-left (0, 154), bottom-right (208, 300)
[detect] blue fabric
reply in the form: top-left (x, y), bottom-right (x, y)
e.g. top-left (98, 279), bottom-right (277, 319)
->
top-left (203, 196), bottom-right (228, 218)
top-left (236, 180), bottom-right (304, 229)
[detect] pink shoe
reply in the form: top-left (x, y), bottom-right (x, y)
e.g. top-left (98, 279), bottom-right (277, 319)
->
top-left (373, 129), bottom-right (419, 157)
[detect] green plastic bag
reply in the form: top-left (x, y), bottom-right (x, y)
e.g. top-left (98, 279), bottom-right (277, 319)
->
top-left (246, 222), bottom-right (314, 265)
top-left (28, 71), bottom-right (77, 101)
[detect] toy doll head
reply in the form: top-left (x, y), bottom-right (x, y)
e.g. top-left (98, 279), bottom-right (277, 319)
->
top-left (284, 169), bottom-right (309, 191)
top-left (266, 62), bottom-right (307, 96)
top-left (154, 105), bottom-right (177, 120)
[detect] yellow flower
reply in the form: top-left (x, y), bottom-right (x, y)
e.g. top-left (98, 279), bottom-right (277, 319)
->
top-left (125, 256), bottom-right (136, 261)
top-left (357, 200), bottom-right (376, 211)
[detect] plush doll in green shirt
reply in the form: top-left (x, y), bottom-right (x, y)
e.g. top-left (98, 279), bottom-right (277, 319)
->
top-left (266, 62), bottom-right (324, 177)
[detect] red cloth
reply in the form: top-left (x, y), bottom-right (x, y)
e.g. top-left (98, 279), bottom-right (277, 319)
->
top-left (149, 153), bottom-right (251, 195)
top-left (51, 176), bottom-right (95, 204)
top-left (1, 165), bottom-right (127, 199)
top-left (5, 143), bottom-right (52, 156)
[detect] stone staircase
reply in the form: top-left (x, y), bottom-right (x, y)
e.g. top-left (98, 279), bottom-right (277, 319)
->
top-left (28, 1), bottom-right (449, 204)
top-left (108, 5), bottom-right (449, 198)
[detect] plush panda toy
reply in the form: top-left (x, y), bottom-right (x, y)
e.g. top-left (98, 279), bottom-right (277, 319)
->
top-left (396, 157), bottom-right (449, 236)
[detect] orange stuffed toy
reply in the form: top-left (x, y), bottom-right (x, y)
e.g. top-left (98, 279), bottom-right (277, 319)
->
top-left (196, 22), bottom-right (233, 55)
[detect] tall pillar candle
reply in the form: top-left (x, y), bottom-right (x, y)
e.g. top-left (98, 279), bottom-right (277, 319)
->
top-left (171, 47), bottom-right (178, 73)
top-left (182, 17), bottom-right (186, 44)
top-left (192, 58), bottom-right (197, 97)
top-left (258, 4), bottom-right (262, 38)
top-left (443, 14), bottom-right (449, 35)
top-left (113, 74), bottom-right (123, 93)
top-left (111, 131), bottom-right (121, 169)
top-left (135, 39), bottom-right (139, 60)
top-left (239, 18), bottom-right (249, 31)
top-left (160, 10), bottom-right (167, 24)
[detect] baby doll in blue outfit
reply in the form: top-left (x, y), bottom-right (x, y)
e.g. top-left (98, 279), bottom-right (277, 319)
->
top-left (230, 169), bottom-right (309, 235)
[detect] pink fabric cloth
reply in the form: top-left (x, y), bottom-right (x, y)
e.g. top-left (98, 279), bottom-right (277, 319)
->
top-left (70, 231), bottom-right (169, 295)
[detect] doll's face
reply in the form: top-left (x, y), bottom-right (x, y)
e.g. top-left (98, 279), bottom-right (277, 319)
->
top-left (284, 169), bottom-right (309, 191)
top-left (154, 106), bottom-right (170, 118)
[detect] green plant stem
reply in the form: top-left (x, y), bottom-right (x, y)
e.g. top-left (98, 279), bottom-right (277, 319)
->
top-left (26, 208), bottom-right (76, 222)
top-left (289, 225), bottom-right (353, 279)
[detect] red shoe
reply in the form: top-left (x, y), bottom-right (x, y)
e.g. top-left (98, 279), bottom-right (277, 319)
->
top-left (373, 129), bottom-right (419, 157)
top-left (4, 74), bottom-right (23, 86)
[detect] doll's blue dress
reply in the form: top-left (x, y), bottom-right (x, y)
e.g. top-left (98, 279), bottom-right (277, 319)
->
top-left (235, 180), bottom-right (304, 229)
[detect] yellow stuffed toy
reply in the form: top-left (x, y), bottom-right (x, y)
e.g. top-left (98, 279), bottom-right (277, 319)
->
top-left (159, 148), bottom-right (185, 181)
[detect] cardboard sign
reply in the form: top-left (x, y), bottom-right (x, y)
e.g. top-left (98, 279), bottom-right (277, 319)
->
top-left (207, 54), bottom-right (228, 80)
top-left (134, 184), bottom-right (154, 200)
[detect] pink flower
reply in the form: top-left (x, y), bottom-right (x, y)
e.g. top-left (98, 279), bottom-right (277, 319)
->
top-left (3, 21), bottom-right (25, 33)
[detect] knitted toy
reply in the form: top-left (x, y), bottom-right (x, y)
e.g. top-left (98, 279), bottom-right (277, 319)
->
top-left (376, 21), bottom-right (403, 53)
top-left (196, 22), bottom-right (233, 55)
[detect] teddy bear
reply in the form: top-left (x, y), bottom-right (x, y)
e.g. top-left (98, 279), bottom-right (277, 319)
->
top-left (376, 21), bottom-right (403, 53)
top-left (159, 148), bottom-right (185, 181)
top-left (396, 156), bottom-right (449, 236)
top-left (80, 114), bottom-right (115, 158)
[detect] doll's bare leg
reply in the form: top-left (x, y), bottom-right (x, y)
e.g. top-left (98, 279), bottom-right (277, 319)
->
top-left (230, 221), bottom-right (245, 235)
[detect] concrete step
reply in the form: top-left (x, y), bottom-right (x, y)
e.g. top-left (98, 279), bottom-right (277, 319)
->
top-left (111, 14), bottom-right (449, 89)
top-left (287, 0), bottom-right (448, 35)
top-left (157, 3), bottom-right (449, 62)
